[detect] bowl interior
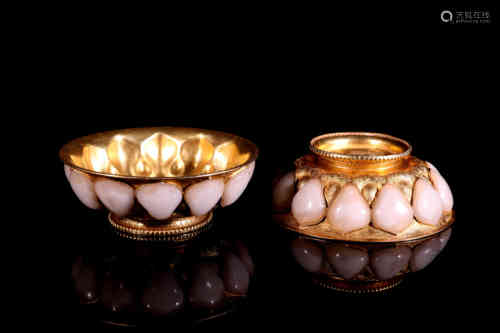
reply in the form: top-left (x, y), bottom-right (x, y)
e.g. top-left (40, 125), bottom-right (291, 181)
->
top-left (60, 127), bottom-right (258, 178)
top-left (311, 132), bottom-right (411, 159)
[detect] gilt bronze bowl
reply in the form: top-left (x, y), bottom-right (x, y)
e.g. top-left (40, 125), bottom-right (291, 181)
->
top-left (60, 127), bottom-right (258, 241)
top-left (272, 132), bottom-right (454, 291)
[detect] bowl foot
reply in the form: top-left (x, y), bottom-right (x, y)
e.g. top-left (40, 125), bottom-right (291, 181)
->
top-left (108, 212), bottom-right (213, 242)
top-left (312, 275), bottom-right (403, 293)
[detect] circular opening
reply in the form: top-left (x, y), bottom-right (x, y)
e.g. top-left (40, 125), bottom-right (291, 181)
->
top-left (310, 132), bottom-right (411, 161)
top-left (59, 127), bottom-right (258, 179)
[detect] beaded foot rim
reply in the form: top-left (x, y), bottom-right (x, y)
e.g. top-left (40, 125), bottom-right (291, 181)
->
top-left (312, 275), bottom-right (404, 293)
top-left (108, 212), bottom-right (213, 242)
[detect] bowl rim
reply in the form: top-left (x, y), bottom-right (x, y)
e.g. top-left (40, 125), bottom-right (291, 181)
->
top-left (310, 132), bottom-right (412, 161)
top-left (59, 126), bottom-right (259, 180)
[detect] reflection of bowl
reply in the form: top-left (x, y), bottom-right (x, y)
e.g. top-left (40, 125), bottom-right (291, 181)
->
top-left (273, 132), bottom-right (454, 242)
top-left (60, 127), bottom-right (258, 241)
top-left (71, 235), bottom-right (255, 326)
top-left (288, 226), bottom-right (452, 293)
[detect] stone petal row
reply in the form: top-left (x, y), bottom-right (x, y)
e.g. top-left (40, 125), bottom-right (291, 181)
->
top-left (272, 161), bottom-right (453, 235)
top-left (65, 162), bottom-right (255, 219)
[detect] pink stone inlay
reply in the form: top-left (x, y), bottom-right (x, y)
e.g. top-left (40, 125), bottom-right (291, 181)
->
top-left (136, 183), bottom-right (183, 220)
top-left (427, 162), bottom-right (454, 213)
top-left (184, 178), bottom-right (224, 216)
top-left (326, 184), bottom-right (370, 234)
top-left (221, 162), bottom-right (255, 207)
top-left (94, 179), bottom-right (135, 217)
top-left (291, 178), bottom-right (326, 226)
top-left (64, 164), bottom-right (72, 181)
top-left (412, 178), bottom-right (443, 226)
top-left (372, 184), bottom-right (413, 235)
top-left (67, 169), bottom-right (101, 209)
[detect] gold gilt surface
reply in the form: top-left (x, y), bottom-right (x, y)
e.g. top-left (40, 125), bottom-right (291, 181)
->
top-left (273, 212), bottom-right (454, 242)
top-left (274, 138), bottom-right (455, 242)
top-left (109, 212), bottom-right (213, 242)
top-left (310, 132), bottom-right (411, 160)
top-left (59, 127), bottom-right (258, 180)
top-left (60, 128), bottom-right (258, 240)
top-left (308, 132), bottom-right (413, 175)
top-left (296, 156), bottom-right (429, 205)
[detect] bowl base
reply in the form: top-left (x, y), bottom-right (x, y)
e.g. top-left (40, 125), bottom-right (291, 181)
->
top-left (108, 212), bottom-right (213, 242)
top-left (312, 275), bottom-right (403, 293)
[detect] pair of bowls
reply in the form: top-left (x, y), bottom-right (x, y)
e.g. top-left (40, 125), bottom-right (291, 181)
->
top-left (60, 128), bottom-right (455, 292)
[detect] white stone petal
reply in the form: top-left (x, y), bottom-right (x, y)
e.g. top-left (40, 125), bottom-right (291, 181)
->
top-left (185, 179), bottom-right (224, 216)
top-left (426, 161), bottom-right (437, 172)
top-left (68, 170), bottom-right (101, 209)
top-left (291, 178), bottom-right (326, 226)
top-left (136, 183), bottom-right (182, 220)
top-left (427, 162), bottom-right (454, 212)
top-left (372, 184), bottom-right (413, 234)
top-left (272, 171), bottom-right (295, 212)
top-left (327, 184), bottom-right (370, 234)
top-left (221, 162), bottom-right (255, 207)
top-left (64, 164), bottom-right (72, 181)
top-left (94, 179), bottom-right (135, 217)
top-left (412, 178), bottom-right (443, 226)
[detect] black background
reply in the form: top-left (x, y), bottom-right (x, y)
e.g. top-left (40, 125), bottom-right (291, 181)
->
top-left (16, 3), bottom-right (497, 330)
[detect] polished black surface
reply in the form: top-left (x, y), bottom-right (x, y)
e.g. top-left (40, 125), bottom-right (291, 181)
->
top-left (30, 22), bottom-right (495, 325)
top-left (13, 7), bottom-right (497, 329)
top-left (51, 204), bottom-right (476, 330)
top-left (40, 109), bottom-right (493, 329)
top-left (285, 226), bottom-right (452, 286)
top-left (67, 219), bottom-right (255, 328)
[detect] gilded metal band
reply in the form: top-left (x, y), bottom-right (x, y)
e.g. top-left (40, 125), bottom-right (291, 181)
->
top-left (312, 275), bottom-right (403, 293)
top-left (310, 132), bottom-right (412, 161)
top-left (273, 211), bottom-right (454, 243)
top-left (108, 212), bottom-right (213, 242)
